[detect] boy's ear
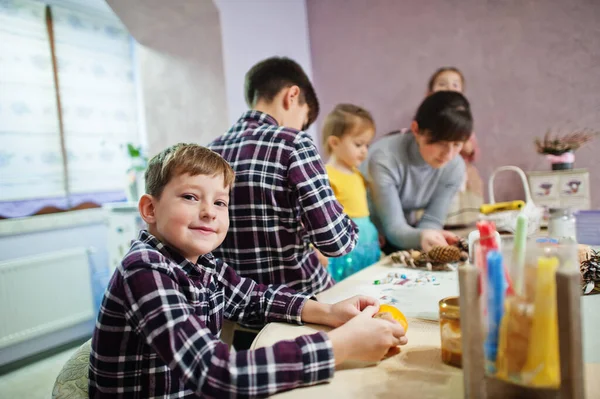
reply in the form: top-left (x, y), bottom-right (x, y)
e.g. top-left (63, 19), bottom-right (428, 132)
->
top-left (138, 194), bottom-right (157, 225)
top-left (282, 85), bottom-right (301, 110)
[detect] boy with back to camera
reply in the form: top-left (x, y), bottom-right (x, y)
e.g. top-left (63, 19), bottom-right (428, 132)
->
top-left (88, 143), bottom-right (407, 398)
top-left (208, 57), bottom-right (358, 296)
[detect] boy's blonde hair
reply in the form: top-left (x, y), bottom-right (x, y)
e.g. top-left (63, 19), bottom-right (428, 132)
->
top-left (145, 143), bottom-right (235, 198)
top-left (321, 104), bottom-right (375, 155)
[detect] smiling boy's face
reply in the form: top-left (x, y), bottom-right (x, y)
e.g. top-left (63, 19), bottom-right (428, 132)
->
top-left (142, 173), bottom-right (230, 263)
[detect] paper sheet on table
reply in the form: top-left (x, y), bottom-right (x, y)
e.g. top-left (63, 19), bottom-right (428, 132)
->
top-left (322, 270), bottom-right (459, 321)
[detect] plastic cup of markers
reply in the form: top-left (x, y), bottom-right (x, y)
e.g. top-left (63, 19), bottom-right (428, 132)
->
top-left (488, 241), bottom-right (564, 389)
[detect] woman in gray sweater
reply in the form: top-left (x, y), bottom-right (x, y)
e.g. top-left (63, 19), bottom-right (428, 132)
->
top-left (363, 91), bottom-right (473, 253)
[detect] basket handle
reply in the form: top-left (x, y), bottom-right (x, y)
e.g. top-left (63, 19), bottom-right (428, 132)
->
top-left (488, 166), bottom-right (533, 204)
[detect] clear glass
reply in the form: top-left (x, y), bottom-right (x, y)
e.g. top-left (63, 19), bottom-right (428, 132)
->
top-left (548, 208), bottom-right (576, 240)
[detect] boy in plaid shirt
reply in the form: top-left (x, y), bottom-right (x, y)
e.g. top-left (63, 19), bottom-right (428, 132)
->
top-left (208, 57), bottom-right (358, 296)
top-left (89, 143), bottom-right (407, 398)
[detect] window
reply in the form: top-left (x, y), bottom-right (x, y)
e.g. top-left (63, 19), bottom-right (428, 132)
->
top-left (0, 0), bottom-right (141, 218)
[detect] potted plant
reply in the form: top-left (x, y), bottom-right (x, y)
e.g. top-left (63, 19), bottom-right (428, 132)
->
top-left (534, 128), bottom-right (599, 170)
top-left (126, 143), bottom-right (148, 202)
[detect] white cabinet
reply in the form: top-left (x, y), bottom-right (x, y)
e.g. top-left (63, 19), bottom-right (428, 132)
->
top-left (527, 169), bottom-right (591, 225)
top-left (103, 202), bottom-right (145, 273)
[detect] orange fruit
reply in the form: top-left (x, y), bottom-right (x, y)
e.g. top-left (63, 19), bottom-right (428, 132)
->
top-left (377, 304), bottom-right (408, 331)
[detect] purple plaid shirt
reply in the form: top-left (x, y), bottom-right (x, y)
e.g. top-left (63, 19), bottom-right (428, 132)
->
top-left (208, 111), bottom-right (358, 295)
top-left (89, 230), bottom-right (335, 398)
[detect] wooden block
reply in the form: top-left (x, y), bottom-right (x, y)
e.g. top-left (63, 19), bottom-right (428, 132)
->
top-left (458, 263), bottom-right (485, 399)
top-left (485, 377), bottom-right (558, 399)
top-left (556, 269), bottom-right (585, 399)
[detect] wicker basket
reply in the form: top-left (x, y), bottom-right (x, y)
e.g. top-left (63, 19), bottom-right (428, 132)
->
top-left (480, 166), bottom-right (542, 235)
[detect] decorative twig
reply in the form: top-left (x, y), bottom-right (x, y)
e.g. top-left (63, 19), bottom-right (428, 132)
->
top-left (534, 128), bottom-right (599, 156)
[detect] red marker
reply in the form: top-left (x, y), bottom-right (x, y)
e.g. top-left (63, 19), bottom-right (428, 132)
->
top-left (476, 221), bottom-right (514, 297)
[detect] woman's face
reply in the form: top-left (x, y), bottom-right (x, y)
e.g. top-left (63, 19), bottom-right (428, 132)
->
top-left (430, 71), bottom-right (463, 93)
top-left (412, 122), bottom-right (464, 169)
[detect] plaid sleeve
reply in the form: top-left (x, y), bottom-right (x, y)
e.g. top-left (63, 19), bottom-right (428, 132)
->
top-left (288, 135), bottom-right (358, 257)
top-left (123, 261), bottom-right (334, 397)
top-left (215, 259), bottom-right (310, 326)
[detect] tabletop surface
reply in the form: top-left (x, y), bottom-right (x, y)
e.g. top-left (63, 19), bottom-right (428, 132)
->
top-left (252, 228), bottom-right (600, 398)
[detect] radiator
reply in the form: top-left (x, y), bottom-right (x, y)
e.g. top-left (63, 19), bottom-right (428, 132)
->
top-left (0, 247), bottom-right (94, 349)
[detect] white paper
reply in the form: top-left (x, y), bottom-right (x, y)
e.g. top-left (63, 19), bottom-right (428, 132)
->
top-left (321, 269), bottom-right (460, 321)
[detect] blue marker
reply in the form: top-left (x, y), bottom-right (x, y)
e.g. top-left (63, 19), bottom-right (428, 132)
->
top-left (485, 250), bottom-right (505, 371)
top-left (536, 237), bottom-right (558, 244)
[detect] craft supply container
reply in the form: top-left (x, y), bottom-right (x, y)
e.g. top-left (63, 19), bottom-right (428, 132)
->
top-left (439, 296), bottom-right (462, 368)
top-left (458, 240), bottom-right (584, 399)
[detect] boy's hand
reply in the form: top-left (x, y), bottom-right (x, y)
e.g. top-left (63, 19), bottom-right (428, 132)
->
top-left (300, 296), bottom-right (378, 327)
top-left (315, 249), bottom-right (328, 267)
top-left (328, 306), bottom-right (408, 365)
top-left (326, 295), bottom-right (379, 328)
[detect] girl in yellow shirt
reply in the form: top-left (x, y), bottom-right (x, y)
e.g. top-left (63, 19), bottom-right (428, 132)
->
top-left (322, 104), bottom-right (381, 281)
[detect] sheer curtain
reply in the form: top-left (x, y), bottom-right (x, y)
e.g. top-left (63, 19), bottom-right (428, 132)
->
top-left (0, 0), bottom-right (68, 217)
top-left (0, 0), bottom-right (141, 218)
top-left (51, 3), bottom-right (139, 207)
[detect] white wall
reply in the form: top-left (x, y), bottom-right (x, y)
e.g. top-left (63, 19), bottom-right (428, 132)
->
top-left (107, 0), bottom-right (229, 154)
top-left (109, 0), bottom-right (316, 151)
top-left (215, 0), bottom-right (317, 140)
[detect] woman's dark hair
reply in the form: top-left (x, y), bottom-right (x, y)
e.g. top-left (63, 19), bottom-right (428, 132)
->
top-left (427, 67), bottom-right (465, 93)
top-left (414, 91), bottom-right (473, 143)
top-left (244, 57), bottom-right (319, 129)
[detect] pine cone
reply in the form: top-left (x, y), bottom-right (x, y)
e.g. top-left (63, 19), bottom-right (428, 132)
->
top-left (581, 250), bottom-right (600, 284)
top-left (456, 238), bottom-right (469, 253)
top-left (579, 245), bottom-right (592, 264)
top-left (427, 245), bottom-right (462, 263)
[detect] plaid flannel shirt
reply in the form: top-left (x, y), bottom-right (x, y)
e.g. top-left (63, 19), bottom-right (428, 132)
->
top-left (89, 230), bottom-right (335, 398)
top-left (208, 111), bottom-right (358, 295)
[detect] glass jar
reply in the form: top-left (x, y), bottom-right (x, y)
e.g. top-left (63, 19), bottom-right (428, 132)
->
top-left (439, 296), bottom-right (462, 368)
top-left (547, 208), bottom-right (576, 240)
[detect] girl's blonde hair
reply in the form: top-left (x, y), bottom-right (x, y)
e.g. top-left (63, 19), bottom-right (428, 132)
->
top-left (321, 104), bottom-right (375, 155)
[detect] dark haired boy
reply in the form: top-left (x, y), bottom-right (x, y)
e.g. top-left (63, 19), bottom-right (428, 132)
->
top-left (208, 57), bottom-right (358, 296)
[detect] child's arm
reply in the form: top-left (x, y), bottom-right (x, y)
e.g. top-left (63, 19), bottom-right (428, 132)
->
top-left (288, 135), bottom-right (358, 257)
top-left (123, 261), bottom-right (335, 397)
top-left (216, 257), bottom-right (310, 326)
top-left (217, 259), bottom-right (378, 330)
top-left (218, 263), bottom-right (408, 366)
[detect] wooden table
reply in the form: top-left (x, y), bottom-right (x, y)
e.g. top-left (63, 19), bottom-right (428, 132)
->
top-left (252, 255), bottom-right (600, 398)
